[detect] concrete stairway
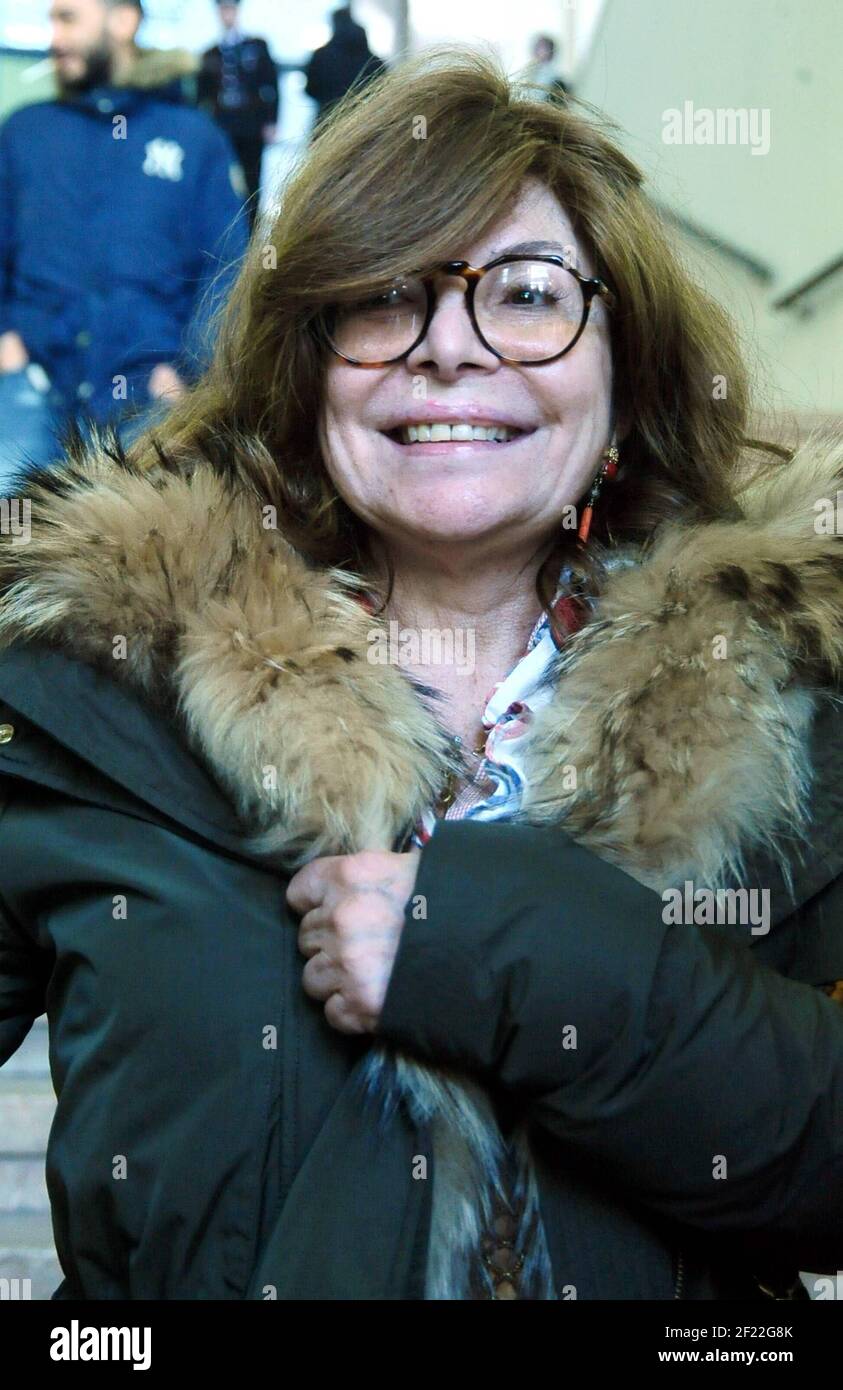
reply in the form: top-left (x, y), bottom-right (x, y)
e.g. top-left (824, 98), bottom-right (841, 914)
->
top-left (0, 1016), bottom-right (62, 1299)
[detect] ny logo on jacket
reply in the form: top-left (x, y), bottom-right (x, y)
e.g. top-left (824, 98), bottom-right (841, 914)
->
top-left (142, 138), bottom-right (185, 182)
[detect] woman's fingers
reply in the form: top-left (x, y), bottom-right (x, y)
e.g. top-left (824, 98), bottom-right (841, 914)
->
top-left (286, 855), bottom-right (341, 915)
top-left (288, 850), bottom-right (421, 1033)
top-left (301, 950), bottom-right (340, 1001)
top-left (297, 906), bottom-right (329, 959)
top-left (323, 992), bottom-right (370, 1035)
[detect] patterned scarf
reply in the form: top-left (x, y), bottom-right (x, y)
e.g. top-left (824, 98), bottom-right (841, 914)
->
top-left (412, 564), bottom-right (591, 845)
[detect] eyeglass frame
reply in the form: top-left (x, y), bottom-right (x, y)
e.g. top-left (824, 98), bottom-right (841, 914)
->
top-left (319, 255), bottom-right (617, 368)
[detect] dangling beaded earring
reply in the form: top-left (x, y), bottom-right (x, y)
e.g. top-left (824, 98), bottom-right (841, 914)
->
top-left (577, 444), bottom-right (619, 544)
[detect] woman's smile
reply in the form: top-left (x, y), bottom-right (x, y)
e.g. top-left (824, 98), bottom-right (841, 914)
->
top-left (377, 401), bottom-right (540, 456)
top-left (379, 422), bottom-right (539, 458)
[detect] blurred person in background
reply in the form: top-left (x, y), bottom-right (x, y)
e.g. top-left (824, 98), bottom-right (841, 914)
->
top-left (304, 5), bottom-right (385, 133)
top-left (198, 0), bottom-right (279, 230)
top-left (0, 0), bottom-right (250, 488)
top-left (524, 33), bottom-right (569, 100)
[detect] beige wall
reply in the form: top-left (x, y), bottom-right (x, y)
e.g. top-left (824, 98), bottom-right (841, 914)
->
top-left (574, 0), bottom-right (843, 422)
top-left (673, 224), bottom-right (843, 433)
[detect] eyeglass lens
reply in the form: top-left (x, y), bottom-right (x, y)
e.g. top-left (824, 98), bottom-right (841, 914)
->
top-left (326, 259), bottom-right (586, 363)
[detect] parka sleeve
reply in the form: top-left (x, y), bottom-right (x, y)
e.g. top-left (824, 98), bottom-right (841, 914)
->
top-left (0, 781), bottom-right (49, 1067)
top-left (0, 891), bottom-right (48, 1068)
top-left (376, 821), bottom-right (843, 1268)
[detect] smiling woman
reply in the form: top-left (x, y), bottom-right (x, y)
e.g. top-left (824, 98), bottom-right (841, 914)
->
top-left (1, 43), bottom-right (843, 1306)
top-left (149, 44), bottom-right (749, 565)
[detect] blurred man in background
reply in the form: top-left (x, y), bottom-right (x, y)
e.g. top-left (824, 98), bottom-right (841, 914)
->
top-left (304, 6), bottom-right (385, 134)
top-left (198, 0), bottom-right (279, 229)
top-left (0, 0), bottom-right (250, 485)
top-left (524, 34), bottom-right (569, 100)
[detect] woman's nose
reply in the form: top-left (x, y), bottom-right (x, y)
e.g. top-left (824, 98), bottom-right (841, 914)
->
top-left (404, 281), bottom-right (499, 378)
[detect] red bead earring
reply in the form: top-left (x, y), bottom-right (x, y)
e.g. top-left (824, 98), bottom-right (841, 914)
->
top-left (577, 445), bottom-right (619, 544)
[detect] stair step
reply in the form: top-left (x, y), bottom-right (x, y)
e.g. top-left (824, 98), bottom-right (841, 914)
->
top-left (0, 1210), bottom-right (54, 1245)
top-left (0, 1157), bottom-right (50, 1213)
top-left (0, 1025), bottom-right (65, 1297)
top-left (0, 1206), bottom-right (61, 1301)
top-left (0, 1074), bottom-right (54, 1095)
top-left (0, 1081), bottom-right (55, 1153)
top-left (1, 1016), bottom-right (50, 1079)
top-left (0, 1242), bottom-right (63, 1301)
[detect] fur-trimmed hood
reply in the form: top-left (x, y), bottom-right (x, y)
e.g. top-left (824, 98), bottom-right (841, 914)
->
top-left (1, 431), bottom-right (842, 893)
top-left (117, 46), bottom-right (200, 92)
top-left (2, 432), bottom-right (843, 1300)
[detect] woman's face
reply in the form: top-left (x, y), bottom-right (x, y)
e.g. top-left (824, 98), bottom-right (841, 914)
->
top-left (318, 178), bottom-right (614, 564)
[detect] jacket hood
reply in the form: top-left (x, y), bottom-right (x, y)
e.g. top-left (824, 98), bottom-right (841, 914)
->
top-left (57, 46), bottom-right (198, 107)
top-left (1, 430), bottom-right (842, 890)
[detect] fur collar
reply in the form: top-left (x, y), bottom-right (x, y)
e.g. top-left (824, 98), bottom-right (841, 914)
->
top-left (2, 431), bottom-right (842, 1298)
top-left (2, 431), bottom-right (842, 890)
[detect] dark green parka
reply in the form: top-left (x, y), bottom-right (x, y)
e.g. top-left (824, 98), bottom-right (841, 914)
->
top-left (1, 434), bottom-right (843, 1300)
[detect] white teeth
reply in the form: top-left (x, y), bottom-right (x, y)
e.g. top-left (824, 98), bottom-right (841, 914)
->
top-left (399, 422), bottom-right (520, 444)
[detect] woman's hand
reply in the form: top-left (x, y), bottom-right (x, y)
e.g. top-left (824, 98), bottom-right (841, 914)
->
top-left (288, 849), bottom-right (421, 1034)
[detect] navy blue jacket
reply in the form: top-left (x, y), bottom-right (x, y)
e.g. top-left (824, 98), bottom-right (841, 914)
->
top-left (0, 84), bottom-right (249, 421)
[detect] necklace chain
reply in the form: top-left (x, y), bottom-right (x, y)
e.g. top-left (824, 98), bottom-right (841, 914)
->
top-left (453, 729), bottom-right (488, 757)
top-left (437, 729), bottom-right (488, 812)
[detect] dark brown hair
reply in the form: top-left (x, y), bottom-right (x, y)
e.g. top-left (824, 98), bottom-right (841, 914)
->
top-left (129, 44), bottom-right (788, 620)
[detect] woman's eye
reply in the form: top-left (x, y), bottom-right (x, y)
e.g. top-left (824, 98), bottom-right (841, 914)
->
top-left (497, 282), bottom-right (564, 310)
top-left (510, 287), bottom-right (560, 306)
top-left (348, 295), bottom-right (384, 313)
top-left (353, 287), bottom-right (410, 313)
